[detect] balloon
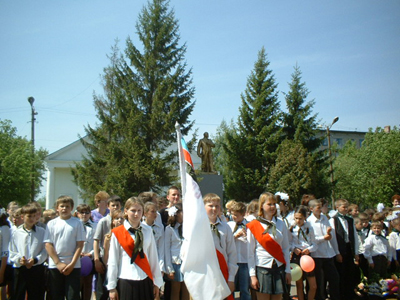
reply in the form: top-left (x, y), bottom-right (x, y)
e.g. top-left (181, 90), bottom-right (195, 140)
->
top-left (300, 255), bottom-right (315, 272)
top-left (290, 263), bottom-right (303, 281)
top-left (80, 256), bottom-right (92, 277)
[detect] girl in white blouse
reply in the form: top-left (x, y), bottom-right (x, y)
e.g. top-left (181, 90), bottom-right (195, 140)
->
top-left (165, 203), bottom-right (189, 300)
top-left (106, 197), bottom-right (163, 300)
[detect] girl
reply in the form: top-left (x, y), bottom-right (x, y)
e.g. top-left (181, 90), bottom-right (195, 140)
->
top-left (0, 208), bottom-right (11, 300)
top-left (289, 206), bottom-right (318, 300)
top-left (164, 203), bottom-right (189, 300)
top-left (106, 198), bottom-right (163, 300)
top-left (275, 192), bottom-right (294, 228)
top-left (247, 192), bottom-right (291, 300)
top-left (102, 209), bottom-right (124, 266)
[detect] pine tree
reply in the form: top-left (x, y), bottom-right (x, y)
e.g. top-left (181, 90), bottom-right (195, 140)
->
top-left (221, 47), bottom-right (282, 201)
top-left (73, 0), bottom-right (195, 201)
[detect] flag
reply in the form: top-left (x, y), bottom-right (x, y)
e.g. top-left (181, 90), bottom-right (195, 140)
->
top-left (175, 122), bottom-right (231, 300)
top-left (181, 137), bottom-right (194, 170)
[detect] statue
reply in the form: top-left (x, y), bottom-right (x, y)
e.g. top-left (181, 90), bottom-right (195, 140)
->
top-left (197, 132), bottom-right (215, 173)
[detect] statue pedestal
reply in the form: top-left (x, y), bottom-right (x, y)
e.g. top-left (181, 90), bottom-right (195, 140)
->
top-left (198, 173), bottom-right (223, 201)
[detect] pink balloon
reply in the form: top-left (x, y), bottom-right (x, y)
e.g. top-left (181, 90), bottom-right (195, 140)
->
top-left (300, 255), bottom-right (315, 272)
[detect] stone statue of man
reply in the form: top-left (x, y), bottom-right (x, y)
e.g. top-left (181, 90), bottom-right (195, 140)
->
top-left (197, 132), bottom-right (215, 173)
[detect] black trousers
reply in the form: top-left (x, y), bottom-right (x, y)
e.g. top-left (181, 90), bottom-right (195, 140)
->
top-left (48, 268), bottom-right (80, 300)
top-left (314, 257), bottom-right (340, 300)
top-left (13, 264), bottom-right (45, 300)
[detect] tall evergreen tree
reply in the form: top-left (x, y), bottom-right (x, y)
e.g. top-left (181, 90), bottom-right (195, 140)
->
top-left (221, 47), bottom-right (282, 201)
top-left (73, 0), bottom-right (195, 201)
top-left (282, 64), bottom-right (321, 151)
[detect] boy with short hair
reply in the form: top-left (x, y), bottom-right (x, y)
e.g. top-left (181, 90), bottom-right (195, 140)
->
top-left (307, 199), bottom-right (341, 300)
top-left (227, 201), bottom-right (250, 300)
top-left (329, 199), bottom-right (359, 300)
top-left (364, 221), bottom-right (391, 278)
top-left (354, 216), bottom-right (369, 278)
top-left (9, 203), bottom-right (48, 300)
top-left (93, 195), bottom-right (122, 300)
top-left (204, 193), bottom-right (237, 297)
top-left (42, 209), bottom-right (57, 224)
top-left (348, 203), bottom-right (359, 218)
top-left (11, 208), bottom-right (23, 232)
top-left (44, 196), bottom-right (86, 300)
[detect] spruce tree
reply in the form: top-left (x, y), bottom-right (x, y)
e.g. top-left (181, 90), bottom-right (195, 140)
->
top-left (221, 47), bottom-right (282, 201)
top-left (73, 0), bottom-right (195, 201)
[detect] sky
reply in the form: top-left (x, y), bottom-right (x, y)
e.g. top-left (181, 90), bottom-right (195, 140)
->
top-left (1, 0), bottom-right (399, 156)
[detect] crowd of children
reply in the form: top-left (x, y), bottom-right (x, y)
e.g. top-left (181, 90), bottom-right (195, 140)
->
top-left (1, 191), bottom-right (400, 300)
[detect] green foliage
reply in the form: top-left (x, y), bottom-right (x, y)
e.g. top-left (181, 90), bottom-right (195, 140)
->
top-left (218, 47), bottom-right (283, 201)
top-left (0, 119), bottom-right (48, 207)
top-left (268, 139), bottom-right (329, 205)
top-left (335, 127), bottom-right (400, 207)
top-left (73, 0), bottom-right (195, 201)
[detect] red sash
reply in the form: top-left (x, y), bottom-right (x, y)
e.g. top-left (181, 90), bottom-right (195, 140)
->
top-left (246, 220), bottom-right (286, 264)
top-left (216, 249), bottom-right (234, 300)
top-left (112, 225), bottom-right (153, 281)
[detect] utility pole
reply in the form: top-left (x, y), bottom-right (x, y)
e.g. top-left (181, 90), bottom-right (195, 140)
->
top-left (327, 116), bottom-right (339, 208)
top-left (28, 97), bottom-right (37, 202)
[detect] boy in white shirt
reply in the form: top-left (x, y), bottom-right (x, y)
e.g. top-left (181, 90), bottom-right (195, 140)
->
top-left (204, 193), bottom-right (237, 297)
top-left (44, 196), bottom-right (86, 300)
top-left (228, 202), bottom-right (250, 300)
top-left (364, 221), bottom-right (391, 278)
top-left (9, 203), bottom-right (48, 300)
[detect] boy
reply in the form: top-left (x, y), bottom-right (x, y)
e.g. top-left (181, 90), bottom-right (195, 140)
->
top-left (42, 209), bottom-right (57, 224)
top-left (227, 201), bottom-right (250, 300)
top-left (11, 208), bottom-right (23, 232)
top-left (30, 201), bottom-right (46, 229)
top-left (204, 193), bottom-right (237, 297)
top-left (9, 204), bottom-right (48, 300)
top-left (354, 216), bottom-right (369, 278)
top-left (329, 199), bottom-right (359, 300)
top-left (93, 195), bottom-right (122, 300)
top-left (364, 221), bottom-right (391, 278)
top-left (44, 196), bottom-right (86, 300)
top-left (348, 203), bottom-right (359, 218)
top-left (76, 204), bottom-right (97, 300)
top-left (307, 199), bottom-right (341, 300)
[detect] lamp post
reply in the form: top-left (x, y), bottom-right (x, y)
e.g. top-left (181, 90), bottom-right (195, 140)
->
top-left (327, 116), bottom-right (339, 208)
top-left (28, 97), bottom-right (37, 202)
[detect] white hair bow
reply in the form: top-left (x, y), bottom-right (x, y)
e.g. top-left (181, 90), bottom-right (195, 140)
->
top-left (168, 206), bottom-right (178, 217)
top-left (275, 192), bottom-right (289, 201)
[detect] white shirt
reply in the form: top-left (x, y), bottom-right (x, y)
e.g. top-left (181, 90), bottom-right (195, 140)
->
top-left (364, 234), bottom-right (391, 264)
top-left (329, 214), bottom-right (360, 255)
top-left (307, 213), bottom-right (340, 258)
top-left (210, 218), bottom-right (238, 282)
top-left (43, 216), bottom-right (86, 268)
top-left (388, 231), bottom-right (400, 261)
top-left (247, 217), bottom-right (291, 275)
top-left (289, 222), bottom-right (318, 253)
top-left (228, 219), bottom-right (248, 264)
top-left (106, 220), bottom-right (163, 290)
top-left (0, 225), bottom-right (10, 258)
top-left (82, 220), bottom-right (97, 257)
top-left (9, 225), bottom-right (48, 267)
top-left (143, 220), bottom-right (165, 273)
top-left (164, 223), bottom-right (183, 274)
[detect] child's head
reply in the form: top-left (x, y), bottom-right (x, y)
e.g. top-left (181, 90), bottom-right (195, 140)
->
top-left (124, 197), bottom-right (144, 226)
top-left (230, 202), bottom-right (246, 223)
top-left (372, 212), bottom-right (386, 223)
top-left (76, 204), bottom-right (91, 223)
top-left (167, 203), bottom-right (183, 227)
top-left (42, 209), bottom-right (56, 224)
top-left (335, 199), bottom-right (349, 215)
top-left (166, 186), bottom-right (180, 207)
top-left (391, 217), bottom-right (400, 232)
top-left (55, 196), bottom-right (74, 219)
top-left (319, 198), bottom-right (329, 215)
top-left (293, 206), bottom-right (308, 227)
top-left (21, 204), bottom-right (38, 228)
top-left (12, 208), bottom-right (24, 227)
top-left (358, 212), bottom-right (370, 228)
top-left (203, 193), bottom-right (221, 223)
top-left (353, 217), bottom-right (363, 230)
top-left (275, 192), bottom-right (292, 215)
top-left (301, 194), bottom-right (316, 207)
top-left (144, 202), bottom-right (158, 225)
top-left (371, 221), bottom-right (383, 235)
top-left (225, 200), bottom-right (237, 214)
top-left (308, 199), bottom-right (322, 217)
top-left (7, 201), bottom-right (19, 216)
top-left (108, 195), bottom-right (122, 213)
top-left (30, 201), bottom-right (43, 223)
top-left (258, 192), bottom-right (277, 218)
top-left (348, 203), bottom-right (359, 217)
top-left (111, 209), bottom-right (124, 229)
top-left (246, 199), bottom-right (259, 217)
top-left (94, 191), bottom-right (110, 208)
top-left (157, 196), bottom-right (168, 211)
top-left (392, 194), bottom-right (400, 207)
top-left (138, 191), bottom-right (158, 205)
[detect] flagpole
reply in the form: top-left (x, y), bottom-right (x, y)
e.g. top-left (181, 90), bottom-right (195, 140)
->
top-left (175, 122), bottom-right (187, 198)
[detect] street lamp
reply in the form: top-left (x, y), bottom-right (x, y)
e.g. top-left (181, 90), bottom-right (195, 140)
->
top-left (327, 116), bottom-right (339, 208)
top-left (28, 97), bottom-right (37, 202)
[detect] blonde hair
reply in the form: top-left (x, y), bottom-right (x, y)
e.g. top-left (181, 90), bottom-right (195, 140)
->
top-left (230, 202), bottom-right (246, 215)
top-left (225, 200), bottom-right (237, 210)
top-left (94, 191), bottom-right (110, 205)
top-left (55, 196), bottom-right (74, 209)
top-left (203, 193), bottom-right (220, 204)
top-left (124, 197), bottom-right (144, 220)
top-left (335, 199), bottom-right (349, 209)
top-left (258, 192), bottom-right (276, 217)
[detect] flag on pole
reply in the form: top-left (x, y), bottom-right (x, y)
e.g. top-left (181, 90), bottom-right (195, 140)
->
top-left (175, 122), bottom-right (231, 300)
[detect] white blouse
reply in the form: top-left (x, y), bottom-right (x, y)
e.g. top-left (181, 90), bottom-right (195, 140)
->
top-left (164, 223), bottom-right (183, 274)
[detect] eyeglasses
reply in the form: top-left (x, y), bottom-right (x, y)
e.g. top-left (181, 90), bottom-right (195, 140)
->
top-left (79, 212), bottom-right (91, 215)
top-left (115, 217), bottom-right (124, 220)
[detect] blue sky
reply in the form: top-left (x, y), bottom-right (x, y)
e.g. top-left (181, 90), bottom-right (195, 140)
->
top-left (1, 0), bottom-right (399, 155)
